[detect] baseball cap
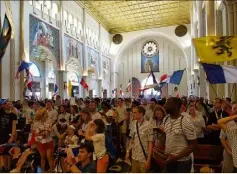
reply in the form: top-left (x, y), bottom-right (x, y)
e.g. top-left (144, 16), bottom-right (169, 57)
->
top-left (0, 99), bottom-right (7, 105)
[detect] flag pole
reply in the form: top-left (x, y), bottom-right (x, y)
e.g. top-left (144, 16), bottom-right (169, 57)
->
top-left (207, 80), bottom-right (219, 98)
top-left (230, 84), bottom-right (236, 99)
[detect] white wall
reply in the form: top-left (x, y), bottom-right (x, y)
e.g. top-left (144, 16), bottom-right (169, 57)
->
top-left (116, 35), bottom-right (187, 97)
top-left (110, 25), bottom-right (191, 97)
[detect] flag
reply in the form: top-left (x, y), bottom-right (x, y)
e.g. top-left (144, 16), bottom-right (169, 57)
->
top-left (126, 80), bottom-right (131, 92)
top-left (80, 77), bottom-right (88, 90)
top-left (15, 60), bottom-right (32, 79)
top-left (27, 73), bottom-right (33, 90)
top-left (53, 84), bottom-right (58, 97)
top-left (68, 80), bottom-right (72, 98)
top-left (193, 36), bottom-right (237, 63)
top-left (168, 69), bottom-right (185, 85)
top-left (202, 63), bottom-right (237, 84)
top-left (0, 14), bottom-right (12, 62)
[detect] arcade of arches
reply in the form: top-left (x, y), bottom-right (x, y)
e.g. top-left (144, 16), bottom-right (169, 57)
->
top-left (0, 0), bottom-right (237, 101)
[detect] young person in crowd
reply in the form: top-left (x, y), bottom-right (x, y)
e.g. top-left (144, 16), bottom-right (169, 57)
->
top-left (33, 108), bottom-right (54, 172)
top-left (207, 98), bottom-right (229, 145)
top-left (188, 105), bottom-right (206, 144)
top-left (115, 98), bottom-right (127, 152)
top-left (70, 142), bottom-right (97, 173)
top-left (78, 108), bottom-right (92, 142)
top-left (58, 105), bottom-right (70, 123)
top-left (144, 98), bottom-right (157, 121)
top-left (85, 119), bottom-right (109, 173)
top-left (65, 125), bottom-right (79, 146)
top-left (126, 106), bottom-right (153, 173)
top-left (69, 105), bottom-right (80, 128)
top-left (88, 100), bottom-right (102, 120)
top-left (46, 100), bottom-right (58, 125)
top-left (162, 97), bottom-right (197, 173)
top-left (52, 118), bottom-right (68, 147)
top-left (0, 100), bottom-right (17, 172)
top-left (218, 103), bottom-right (237, 173)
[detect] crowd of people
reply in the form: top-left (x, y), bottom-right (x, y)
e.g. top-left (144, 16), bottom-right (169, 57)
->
top-left (0, 95), bottom-right (237, 173)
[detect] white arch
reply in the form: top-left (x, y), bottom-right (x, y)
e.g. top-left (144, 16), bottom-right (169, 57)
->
top-left (113, 31), bottom-right (190, 73)
top-left (65, 57), bottom-right (83, 75)
top-left (36, 45), bottom-right (58, 70)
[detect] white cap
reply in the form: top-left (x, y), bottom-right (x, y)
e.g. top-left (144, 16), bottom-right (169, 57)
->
top-left (69, 125), bottom-right (76, 130)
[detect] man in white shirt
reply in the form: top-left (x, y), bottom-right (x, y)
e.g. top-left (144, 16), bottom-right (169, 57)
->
top-left (46, 100), bottom-right (58, 125)
top-left (144, 98), bottom-right (157, 121)
top-left (89, 100), bottom-right (101, 120)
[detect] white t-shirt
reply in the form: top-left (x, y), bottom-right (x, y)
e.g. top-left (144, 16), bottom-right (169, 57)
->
top-left (23, 108), bottom-right (34, 125)
top-left (91, 133), bottom-right (106, 159)
top-left (188, 112), bottom-right (205, 138)
top-left (91, 112), bottom-right (102, 120)
top-left (47, 109), bottom-right (58, 124)
top-left (58, 113), bottom-right (70, 123)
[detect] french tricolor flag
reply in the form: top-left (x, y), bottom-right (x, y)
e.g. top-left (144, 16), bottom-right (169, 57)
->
top-left (15, 60), bottom-right (32, 79)
top-left (202, 63), bottom-right (237, 84)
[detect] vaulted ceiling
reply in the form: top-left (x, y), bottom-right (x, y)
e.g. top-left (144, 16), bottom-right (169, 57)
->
top-left (79, 1), bottom-right (191, 34)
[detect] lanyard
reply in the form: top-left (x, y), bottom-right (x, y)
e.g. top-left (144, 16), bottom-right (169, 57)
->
top-left (133, 119), bottom-right (144, 139)
top-left (215, 111), bottom-right (222, 120)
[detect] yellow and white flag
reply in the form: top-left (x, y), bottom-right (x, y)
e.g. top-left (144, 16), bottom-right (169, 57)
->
top-left (68, 80), bottom-right (72, 98)
top-left (193, 36), bottom-right (237, 63)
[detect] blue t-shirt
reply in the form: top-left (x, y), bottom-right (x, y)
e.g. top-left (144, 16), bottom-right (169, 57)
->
top-left (75, 161), bottom-right (97, 173)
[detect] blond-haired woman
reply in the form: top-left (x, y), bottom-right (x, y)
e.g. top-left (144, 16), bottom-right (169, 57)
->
top-left (33, 108), bottom-right (54, 172)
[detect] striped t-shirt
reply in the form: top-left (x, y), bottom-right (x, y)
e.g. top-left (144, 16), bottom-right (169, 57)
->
top-left (163, 114), bottom-right (197, 161)
top-left (225, 120), bottom-right (237, 168)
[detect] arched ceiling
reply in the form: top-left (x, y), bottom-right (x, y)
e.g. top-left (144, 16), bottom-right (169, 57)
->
top-left (79, 0), bottom-right (191, 34)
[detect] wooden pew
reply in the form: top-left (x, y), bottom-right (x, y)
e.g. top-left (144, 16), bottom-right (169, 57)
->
top-left (193, 144), bottom-right (223, 173)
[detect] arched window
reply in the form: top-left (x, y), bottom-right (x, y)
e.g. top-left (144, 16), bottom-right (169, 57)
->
top-left (68, 72), bottom-right (79, 83)
top-left (141, 76), bottom-right (160, 96)
top-left (68, 14), bottom-right (73, 28)
top-left (48, 69), bottom-right (55, 79)
top-left (43, 0), bottom-right (51, 15)
top-left (74, 18), bottom-right (78, 27)
top-left (78, 22), bottom-right (82, 34)
top-left (29, 62), bottom-right (41, 77)
top-left (35, 0), bottom-right (43, 10)
top-left (52, 3), bottom-right (58, 19)
top-left (64, 10), bottom-right (68, 26)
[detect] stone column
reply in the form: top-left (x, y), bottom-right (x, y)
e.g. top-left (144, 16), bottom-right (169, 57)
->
top-left (196, 1), bottom-right (206, 98)
top-left (10, 39), bottom-right (15, 100)
top-left (58, 70), bottom-right (67, 99)
top-left (0, 1), bottom-right (2, 98)
top-left (82, 8), bottom-right (88, 98)
top-left (206, 0), bottom-right (217, 100)
top-left (98, 25), bottom-right (103, 98)
top-left (19, 0), bottom-right (25, 101)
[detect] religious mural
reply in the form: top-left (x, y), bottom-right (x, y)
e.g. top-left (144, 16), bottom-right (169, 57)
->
top-left (29, 14), bottom-right (60, 67)
top-left (64, 34), bottom-right (83, 65)
top-left (87, 47), bottom-right (99, 76)
top-left (141, 40), bottom-right (159, 73)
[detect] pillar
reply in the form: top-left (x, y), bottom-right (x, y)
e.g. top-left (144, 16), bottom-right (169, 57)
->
top-left (206, 0), bottom-right (217, 100)
top-left (0, 1), bottom-right (2, 98)
top-left (58, 70), bottom-right (67, 99)
top-left (196, 1), bottom-right (206, 98)
top-left (10, 39), bottom-right (15, 100)
top-left (82, 8), bottom-right (88, 98)
top-left (98, 24), bottom-right (103, 97)
top-left (19, 0), bottom-right (25, 101)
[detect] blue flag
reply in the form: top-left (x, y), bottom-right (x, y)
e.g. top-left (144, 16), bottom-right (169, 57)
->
top-left (169, 69), bottom-right (185, 85)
